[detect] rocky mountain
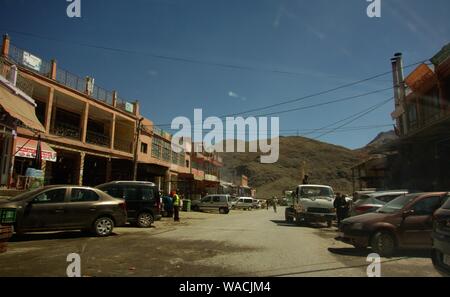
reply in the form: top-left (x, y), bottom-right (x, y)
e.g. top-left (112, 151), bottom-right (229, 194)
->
top-left (220, 136), bottom-right (365, 199)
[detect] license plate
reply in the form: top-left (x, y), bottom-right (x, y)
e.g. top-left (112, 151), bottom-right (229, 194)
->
top-left (444, 254), bottom-right (450, 266)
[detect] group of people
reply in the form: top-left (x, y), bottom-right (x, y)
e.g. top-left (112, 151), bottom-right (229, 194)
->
top-left (160, 190), bottom-right (182, 222)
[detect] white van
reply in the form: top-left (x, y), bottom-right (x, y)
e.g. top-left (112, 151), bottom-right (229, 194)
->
top-left (191, 194), bottom-right (232, 214)
top-left (232, 197), bottom-right (254, 210)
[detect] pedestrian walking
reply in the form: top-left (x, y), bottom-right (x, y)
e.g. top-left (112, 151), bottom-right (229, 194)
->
top-left (273, 196), bottom-right (277, 213)
top-left (172, 190), bottom-right (181, 222)
top-left (266, 199), bottom-right (270, 210)
top-left (333, 193), bottom-right (349, 227)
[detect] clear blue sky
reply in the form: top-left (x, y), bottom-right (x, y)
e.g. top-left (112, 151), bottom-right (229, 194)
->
top-left (0, 0), bottom-right (448, 149)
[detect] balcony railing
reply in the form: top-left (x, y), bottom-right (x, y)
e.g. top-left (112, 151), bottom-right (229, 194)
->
top-left (56, 68), bottom-right (86, 93)
top-left (51, 122), bottom-right (81, 140)
top-left (8, 44), bottom-right (52, 78)
top-left (8, 43), bottom-right (135, 114)
top-left (114, 138), bottom-right (133, 153)
top-left (86, 130), bottom-right (110, 147)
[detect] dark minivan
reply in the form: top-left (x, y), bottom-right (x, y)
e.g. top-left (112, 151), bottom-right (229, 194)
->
top-left (432, 198), bottom-right (450, 275)
top-left (97, 181), bottom-right (162, 228)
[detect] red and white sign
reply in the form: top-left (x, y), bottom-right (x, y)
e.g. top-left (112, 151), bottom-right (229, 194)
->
top-left (15, 137), bottom-right (57, 162)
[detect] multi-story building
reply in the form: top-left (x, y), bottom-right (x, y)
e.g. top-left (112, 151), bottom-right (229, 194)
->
top-left (173, 141), bottom-right (224, 199)
top-left (136, 118), bottom-right (190, 193)
top-left (0, 34), bottom-right (226, 194)
top-left (378, 44), bottom-right (450, 191)
top-left (1, 35), bottom-right (139, 188)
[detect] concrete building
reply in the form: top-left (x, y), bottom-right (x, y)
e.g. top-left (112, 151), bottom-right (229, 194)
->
top-left (1, 35), bottom-right (139, 187)
top-left (0, 34), bottom-right (226, 194)
top-left (376, 44), bottom-right (450, 191)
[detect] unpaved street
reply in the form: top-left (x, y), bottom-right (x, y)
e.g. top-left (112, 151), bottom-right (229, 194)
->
top-left (0, 207), bottom-right (441, 277)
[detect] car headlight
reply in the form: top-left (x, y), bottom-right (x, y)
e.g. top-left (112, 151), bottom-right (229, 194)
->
top-left (351, 222), bottom-right (364, 230)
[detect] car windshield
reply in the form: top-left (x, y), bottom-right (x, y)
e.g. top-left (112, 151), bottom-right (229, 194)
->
top-left (299, 187), bottom-right (334, 199)
top-left (442, 196), bottom-right (450, 210)
top-left (377, 194), bottom-right (421, 214)
top-left (7, 188), bottom-right (44, 202)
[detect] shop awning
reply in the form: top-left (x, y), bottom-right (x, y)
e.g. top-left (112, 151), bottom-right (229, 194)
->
top-left (0, 83), bottom-right (45, 132)
top-left (15, 137), bottom-right (57, 162)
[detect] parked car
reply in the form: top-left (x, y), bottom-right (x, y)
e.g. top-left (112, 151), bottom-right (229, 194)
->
top-left (232, 197), bottom-right (254, 210)
top-left (0, 185), bottom-right (127, 237)
top-left (96, 181), bottom-right (161, 228)
top-left (285, 185), bottom-right (336, 227)
top-left (191, 194), bottom-right (232, 214)
top-left (350, 191), bottom-right (408, 216)
top-left (252, 199), bottom-right (262, 209)
top-left (432, 197), bottom-right (450, 275)
top-left (338, 192), bottom-right (449, 257)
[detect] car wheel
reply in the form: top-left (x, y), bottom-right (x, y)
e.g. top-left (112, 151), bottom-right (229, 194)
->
top-left (137, 212), bottom-right (154, 228)
top-left (93, 217), bottom-right (114, 237)
top-left (371, 231), bottom-right (396, 257)
top-left (219, 208), bottom-right (227, 214)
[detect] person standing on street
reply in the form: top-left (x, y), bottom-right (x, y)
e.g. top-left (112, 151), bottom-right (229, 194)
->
top-left (273, 196), bottom-right (277, 213)
top-left (266, 199), bottom-right (270, 210)
top-left (333, 193), bottom-right (349, 227)
top-left (172, 190), bottom-right (181, 222)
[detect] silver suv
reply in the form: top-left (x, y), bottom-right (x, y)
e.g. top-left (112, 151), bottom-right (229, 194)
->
top-left (191, 194), bottom-right (232, 214)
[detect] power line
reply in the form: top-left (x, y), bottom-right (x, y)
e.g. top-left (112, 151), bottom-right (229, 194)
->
top-left (2, 29), bottom-right (363, 79)
top-left (4, 29), bottom-right (428, 125)
top-left (150, 61), bottom-right (425, 128)
top-left (313, 97), bottom-right (393, 140)
top-left (151, 86), bottom-right (393, 129)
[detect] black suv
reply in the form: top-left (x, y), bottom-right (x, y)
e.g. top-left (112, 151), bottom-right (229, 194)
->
top-left (432, 196), bottom-right (450, 275)
top-left (96, 181), bottom-right (161, 228)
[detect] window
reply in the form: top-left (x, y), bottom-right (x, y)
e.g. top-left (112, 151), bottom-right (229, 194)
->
top-left (162, 141), bottom-right (171, 161)
top-left (201, 196), bottom-right (211, 203)
top-left (141, 142), bottom-right (148, 154)
top-left (32, 189), bottom-right (66, 204)
top-left (123, 186), bottom-right (140, 201)
top-left (213, 196), bottom-right (221, 202)
top-left (442, 195), bottom-right (450, 210)
top-left (99, 186), bottom-right (120, 198)
top-left (141, 187), bottom-right (155, 201)
top-left (70, 188), bottom-right (99, 202)
top-left (411, 196), bottom-right (442, 216)
top-left (152, 138), bottom-right (162, 158)
top-left (376, 195), bottom-right (402, 203)
top-left (406, 104), bottom-right (417, 129)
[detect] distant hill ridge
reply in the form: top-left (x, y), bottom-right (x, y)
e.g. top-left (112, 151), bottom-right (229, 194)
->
top-left (220, 132), bottom-right (397, 198)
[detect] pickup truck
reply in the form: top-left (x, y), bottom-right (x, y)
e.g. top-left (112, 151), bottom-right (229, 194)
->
top-left (285, 184), bottom-right (336, 227)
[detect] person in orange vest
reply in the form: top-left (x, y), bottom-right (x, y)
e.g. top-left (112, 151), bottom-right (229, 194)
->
top-left (172, 190), bottom-right (181, 222)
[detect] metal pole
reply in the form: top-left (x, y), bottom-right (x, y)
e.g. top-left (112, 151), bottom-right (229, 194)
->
top-left (133, 117), bottom-right (143, 181)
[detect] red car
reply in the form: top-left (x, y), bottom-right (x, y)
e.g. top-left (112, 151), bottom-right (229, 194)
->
top-left (337, 192), bottom-right (449, 257)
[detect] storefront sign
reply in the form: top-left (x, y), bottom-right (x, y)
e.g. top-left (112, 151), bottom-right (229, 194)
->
top-left (22, 51), bottom-right (42, 72)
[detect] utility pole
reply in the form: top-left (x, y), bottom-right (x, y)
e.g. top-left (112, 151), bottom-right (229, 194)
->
top-left (133, 117), bottom-right (144, 181)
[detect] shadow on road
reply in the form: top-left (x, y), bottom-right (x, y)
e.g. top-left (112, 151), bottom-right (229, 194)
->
top-left (10, 231), bottom-right (118, 242)
top-left (271, 220), bottom-right (334, 229)
top-left (328, 247), bottom-right (432, 259)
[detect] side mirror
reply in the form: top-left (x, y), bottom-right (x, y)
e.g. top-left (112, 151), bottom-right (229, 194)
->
top-left (403, 209), bottom-right (415, 218)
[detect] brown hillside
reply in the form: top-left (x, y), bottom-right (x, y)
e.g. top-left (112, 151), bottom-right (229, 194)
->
top-left (220, 136), bottom-right (364, 199)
